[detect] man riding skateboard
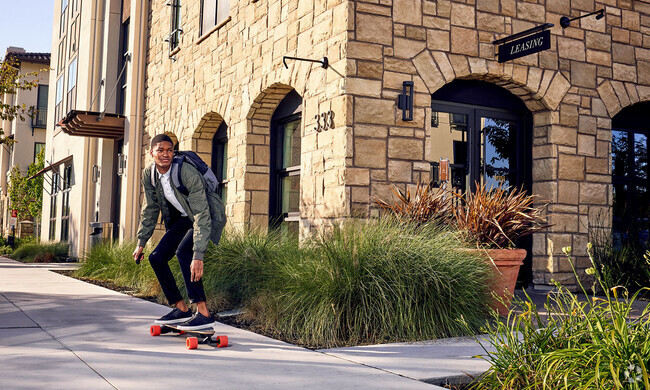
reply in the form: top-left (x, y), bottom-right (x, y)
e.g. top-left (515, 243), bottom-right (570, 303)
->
top-left (133, 134), bottom-right (222, 330)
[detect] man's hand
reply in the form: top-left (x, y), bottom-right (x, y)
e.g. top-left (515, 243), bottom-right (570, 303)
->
top-left (132, 246), bottom-right (144, 264)
top-left (190, 260), bottom-right (203, 282)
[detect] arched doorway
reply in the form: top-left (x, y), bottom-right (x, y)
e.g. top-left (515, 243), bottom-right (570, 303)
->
top-left (611, 102), bottom-right (650, 247)
top-left (430, 80), bottom-right (534, 284)
top-left (269, 90), bottom-right (302, 233)
top-left (431, 80), bottom-right (533, 193)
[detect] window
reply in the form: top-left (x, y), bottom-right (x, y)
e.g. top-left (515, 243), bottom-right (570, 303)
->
top-left (611, 102), bottom-right (650, 247)
top-left (49, 172), bottom-right (60, 241)
top-left (69, 19), bottom-right (78, 55)
top-left (57, 38), bottom-right (66, 73)
top-left (200, 0), bottom-right (230, 35)
top-left (61, 164), bottom-right (73, 241)
top-left (168, 0), bottom-right (182, 52)
top-left (117, 20), bottom-right (130, 115)
top-left (55, 75), bottom-right (65, 124)
top-left (211, 122), bottom-right (228, 204)
top-left (269, 90), bottom-right (302, 234)
top-left (60, 0), bottom-right (68, 37)
top-left (67, 57), bottom-right (77, 112)
top-left (34, 143), bottom-right (45, 163)
top-left (32, 85), bottom-right (48, 128)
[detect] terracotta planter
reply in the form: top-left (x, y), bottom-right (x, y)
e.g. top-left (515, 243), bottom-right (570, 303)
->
top-left (479, 248), bottom-right (527, 316)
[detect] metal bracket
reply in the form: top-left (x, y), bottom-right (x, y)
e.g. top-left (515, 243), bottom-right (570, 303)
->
top-left (282, 56), bottom-right (328, 69)
top-left (560, 9), bottom-right (604, 29)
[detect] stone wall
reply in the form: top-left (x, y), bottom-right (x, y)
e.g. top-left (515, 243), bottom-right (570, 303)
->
top-left (345, 0), bottom-right (650, 289)
top-left (144, 0), bottom-right (351, 236)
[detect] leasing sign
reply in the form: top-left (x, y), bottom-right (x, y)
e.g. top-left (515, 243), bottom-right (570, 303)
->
top-left (497, 30), bottom-right (551, 63)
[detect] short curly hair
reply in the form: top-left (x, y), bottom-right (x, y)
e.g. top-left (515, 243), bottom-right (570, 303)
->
top-left (150, 134), bottom-right (174, 149)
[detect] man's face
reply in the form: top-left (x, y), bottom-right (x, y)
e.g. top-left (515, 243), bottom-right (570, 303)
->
top-left (151, 141), bottom-right (174, 172)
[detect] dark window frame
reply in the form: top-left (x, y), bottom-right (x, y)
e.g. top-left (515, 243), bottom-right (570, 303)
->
top-left (269, 112), bottom-right (302, 227)
top-left (211, 121), bottom-right (228, 203)
top-left (60, 164), bottom-right (73, 242)
top-left (49, 172), bottom-right (60, 241)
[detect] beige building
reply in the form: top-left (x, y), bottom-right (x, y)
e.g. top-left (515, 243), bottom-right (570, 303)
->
top-left (0, 48), bottom-right (50, 237)
top-left (143, 0), bottom-right (650, 289)
top-left (40, 0), bottom-right (149, 258)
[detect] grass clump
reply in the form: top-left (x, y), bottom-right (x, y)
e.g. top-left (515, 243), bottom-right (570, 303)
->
top-left (75, 240), bottom-right (160, 297)
top-left (250, 219), bottom-right (493, 348)
top-left (473, 245), bottom-right (650, 390)
top-left (74, 220), bottom-right (494, 348)
top-left (11, 240), bottom-right (69, 262)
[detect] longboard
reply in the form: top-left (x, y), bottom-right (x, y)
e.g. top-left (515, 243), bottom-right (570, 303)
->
top-left (150, 324), bottom-right (228, 350)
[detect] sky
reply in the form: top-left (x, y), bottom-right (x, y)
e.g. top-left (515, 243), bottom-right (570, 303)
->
top-left (0, 0), bottom-right (54, 58)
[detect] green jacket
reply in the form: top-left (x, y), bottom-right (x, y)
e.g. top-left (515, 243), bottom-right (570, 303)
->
top-left (136, 162), bottom-right (226, 260)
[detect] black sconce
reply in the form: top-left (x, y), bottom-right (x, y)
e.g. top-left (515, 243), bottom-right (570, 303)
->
top-left (397, 81), bottom-right (414, 121)
top-left (560, 9), bottom-right (604, 29)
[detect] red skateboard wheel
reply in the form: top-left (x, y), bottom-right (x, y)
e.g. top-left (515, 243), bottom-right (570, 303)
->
top-left (150, 325), bottom-right (161, 336)
top-left (186, 337), bottom-right (198, 350)
top-left (216, 335), bottom-right (228, 348)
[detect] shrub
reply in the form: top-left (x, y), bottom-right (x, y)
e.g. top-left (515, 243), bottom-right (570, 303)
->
top-left (473, 245), bottom-right (650, 389)
top-left (75, 240), bottom-right (160, 297)
top-left (375, 182), bottom-right (454, 226)
top-left (11, 240), bottom-right (68, 263)
top-left (74, 221), bottom-right (494, 348)
top-left (248, 219), bottom-right (493, 348)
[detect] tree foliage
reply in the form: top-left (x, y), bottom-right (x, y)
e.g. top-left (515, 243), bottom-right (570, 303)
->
top-left (8, 148), bottom-right (45, 222)
top-left (0, 56), bottom-right (41, 144)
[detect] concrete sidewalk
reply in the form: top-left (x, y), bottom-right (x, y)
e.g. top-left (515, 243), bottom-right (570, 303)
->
top-left (0, 257), bottom-right (492, 389)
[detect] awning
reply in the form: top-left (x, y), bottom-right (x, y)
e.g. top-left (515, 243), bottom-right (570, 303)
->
top-left (26, 155), bottom-right (73, 180)
top-left (57, 110), bottom-right (125, 139)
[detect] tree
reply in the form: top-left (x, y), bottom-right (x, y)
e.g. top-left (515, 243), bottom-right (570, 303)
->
top-left (8, 148), bottom-right (45, 222)
top-left (0, 56), bottom-right (41, 144)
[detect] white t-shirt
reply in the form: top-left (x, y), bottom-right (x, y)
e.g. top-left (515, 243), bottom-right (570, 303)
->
top-left (157, 168), bottom-right (188, 217)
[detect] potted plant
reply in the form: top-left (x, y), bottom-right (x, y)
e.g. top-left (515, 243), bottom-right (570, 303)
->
top-left (453, 182), bottom-right (549, 315)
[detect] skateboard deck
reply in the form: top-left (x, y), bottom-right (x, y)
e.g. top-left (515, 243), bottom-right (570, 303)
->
top-left (150, 324), bottom-right (228, 350)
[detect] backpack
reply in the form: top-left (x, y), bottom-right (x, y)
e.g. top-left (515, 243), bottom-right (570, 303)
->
top-left (150, 151), bottom-right (227, 244)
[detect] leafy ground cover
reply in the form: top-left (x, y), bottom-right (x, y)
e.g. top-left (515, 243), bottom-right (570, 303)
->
top-left (472, 245), bottom-right (650, 389)
top-left (75, 219), bottom-right (494, 348)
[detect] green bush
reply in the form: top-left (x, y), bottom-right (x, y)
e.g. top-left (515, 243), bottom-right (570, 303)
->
top-left (251, 219), bottom-right (493, 347)
top-left (75, 220), bottom-right (494, 348)
top-left (75, 240), bottom-right (160, 297)
top-left (11, 240), bottom-right (69, 262)
top-left (473, 245), bottom-right (650, 390)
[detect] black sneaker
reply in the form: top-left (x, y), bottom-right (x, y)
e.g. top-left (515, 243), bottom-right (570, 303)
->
top-left (176, 312), bottom-right (217, 331)
top-left (154, 308), bottom-right (193, 325)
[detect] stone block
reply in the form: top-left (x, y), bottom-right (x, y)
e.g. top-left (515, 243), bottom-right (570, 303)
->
top-left (387, 137), bottom-right (423, 160)
top-left (549, 213), bottom-right (580, 232)
top-left (544, 72), bottom-right (571, 110)
top-left (578, 116), bottom-right (597, 134)
top-left (586, 50), bottom-right (611, 66)
top-left (393, 0), bottom-right (422, 25)
top-left (546, 0), bottom-right (570, 14)
top-left (612, 42), bottom-right (635, 64)
top-left (585, 157), bottom-right (609, 175)
top-left (427, 29), bottom-right (450, 52)
top-left (357, 61), bottom-right (383, 80)
top-left (432, 51), bottom-right (455, 82)
top-left (357, 13), bottom-right (393, 46)
top-left (577, 134), bottom-right (596, 156)
top-left (585, 31), bottom-right (611, 51)
top-left (613, 63), bottom-right (637, 82)
top-left (450, 27), bottom-right (478, 57)
top-left (558, 180), bottom-right (579, 205)
top-left (477, 0), bottom-right (499, 13)
top-left (354, 138), bottom-right (386, 168)
top-left (355, 98), bottom-right (395, 125)
top-left (596, 81), bottom-right (622, 117)
top-left (413, 50), bottom-right (444, 93)
top-left (639, 61), bottom-right (650, 85)
top-left (560, 104), bottom-right (579, 127)
top-left (451, 3), bottom-right (475, 28)
top-left (549, 125), bottom-right (577, 146)
top-left (533, 158), bottom-right (557, 181)
top-left (394, 37), bottom-right (427, 59)
top-left (558, 154), bottom-right (585, 180)
top-left (347, 41), bottom-right (383, 61)
top-left (517, 2), bottom-right (546, 23)
top-left (579, 182), bottom-right (608, 205)
top-left (387, 160), bottom-right (413, 182)
top-left (346, 78), bottom-right (382, 97)
top-left (557, 37), bottom-right (586, 61)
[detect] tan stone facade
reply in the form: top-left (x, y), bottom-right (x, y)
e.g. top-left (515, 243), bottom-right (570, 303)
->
top-left (144, 0), bottom-right (650, 289)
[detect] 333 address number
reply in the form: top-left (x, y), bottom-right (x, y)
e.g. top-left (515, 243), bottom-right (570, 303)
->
top-left (314, 110), bottom-right (334, 132)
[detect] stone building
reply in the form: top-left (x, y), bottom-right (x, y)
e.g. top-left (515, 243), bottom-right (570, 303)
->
top-left (0, 48), bottom-right (50, 237)
top-left (141, 0), bottom-right (648, 289)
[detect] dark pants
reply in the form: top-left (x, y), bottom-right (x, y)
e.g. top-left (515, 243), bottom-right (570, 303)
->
top-left (148, 216), bottom-right (207, 305)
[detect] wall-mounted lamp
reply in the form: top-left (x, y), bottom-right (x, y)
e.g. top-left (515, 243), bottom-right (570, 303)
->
top-left (560, 9), bottom-right (604, 29)
top-left (397, 81), bottom-right (414, 121)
